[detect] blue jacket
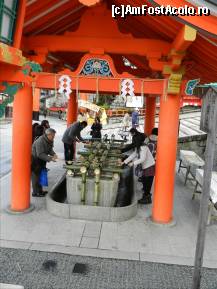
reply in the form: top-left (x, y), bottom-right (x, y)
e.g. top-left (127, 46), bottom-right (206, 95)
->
top-left (132, 111), bottom-right (139, 125)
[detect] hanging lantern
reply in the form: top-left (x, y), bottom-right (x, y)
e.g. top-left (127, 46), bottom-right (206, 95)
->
top-left (78, 0), bottom-right (101, 6)
top-left (58, 75), bottom-right (72, 99)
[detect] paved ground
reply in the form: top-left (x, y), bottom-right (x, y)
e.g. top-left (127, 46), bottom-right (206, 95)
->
top-left (1, 247), bottom-right (217, 289)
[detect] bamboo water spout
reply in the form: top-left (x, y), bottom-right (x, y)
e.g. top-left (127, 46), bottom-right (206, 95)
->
top-left (94, 168), bottom-right (101, 206)
top-left (80, 166), bottom-right (87, 204)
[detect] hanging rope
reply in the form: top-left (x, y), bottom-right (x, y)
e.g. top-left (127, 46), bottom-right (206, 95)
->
top-left (141, 80), bottom-right (144, 99)
top-left (119, 78), bottom-right (122, 97)
top-left (96, 77), bottom-right (99, 100)
top-left (54, 73), bottom-right (57, 98)
top-left (76, 77), bottom-right (79, 99)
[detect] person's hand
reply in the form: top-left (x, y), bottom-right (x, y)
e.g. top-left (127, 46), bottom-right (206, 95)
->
top-left (52, 155), bottom-right (58, 162)
top-left (128, 162), bottom-right (133, 167)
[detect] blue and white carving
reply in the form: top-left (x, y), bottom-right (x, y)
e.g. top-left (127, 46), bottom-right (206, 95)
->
top-left (80, 59), bottom-right (113, 76)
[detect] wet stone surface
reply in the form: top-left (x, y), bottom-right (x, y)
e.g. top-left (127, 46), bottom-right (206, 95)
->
top-left (0, 248), bottom-right (217, 289)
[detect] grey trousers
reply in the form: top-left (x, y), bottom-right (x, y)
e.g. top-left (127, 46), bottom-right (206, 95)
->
top-left (31, 171), bottom-right (43, 195)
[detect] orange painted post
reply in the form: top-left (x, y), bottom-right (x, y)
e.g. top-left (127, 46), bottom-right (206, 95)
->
top-left (11, 85), bottom-right (33, 211)
top-left (13, 0), bottom-right (27, 49)
top-left (72, 92), bottom-right (78, 123)
top-left (32, 88), bottom-right (40, 121)
top-left (67, 92), bottom-right (77, 127)
top-left (145, 97), bottom-right (156, 135)
top-left (152, 93), bottom-right (180, 223)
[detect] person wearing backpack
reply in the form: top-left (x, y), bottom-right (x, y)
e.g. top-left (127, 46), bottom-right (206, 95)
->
top-left (121, 128), bottom-right (147, 153)
top-left (138, 127), bottom-right (158, 204)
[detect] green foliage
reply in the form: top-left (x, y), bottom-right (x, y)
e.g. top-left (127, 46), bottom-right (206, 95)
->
top-left (96, 94), bottom-right (112, 108)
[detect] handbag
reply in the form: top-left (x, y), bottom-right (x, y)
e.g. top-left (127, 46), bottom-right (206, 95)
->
top-left (135, 164), bottom-right (144, 178)
top-left (39, 168), bottom-right (48, 186)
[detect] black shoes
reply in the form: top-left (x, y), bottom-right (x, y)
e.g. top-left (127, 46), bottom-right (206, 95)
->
top-left (138, 195), bottom-right (152, 204)
top-left (32, 191), bottom-right (47, 197)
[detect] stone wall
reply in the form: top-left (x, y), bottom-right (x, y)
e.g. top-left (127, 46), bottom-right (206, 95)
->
top-left (66, 175), bottom-right (119, 207)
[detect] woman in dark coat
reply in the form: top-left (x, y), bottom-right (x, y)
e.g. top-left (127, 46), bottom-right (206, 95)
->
top-left (91, 117), bottom-right (102, 139)
top-left (32, 123), bottom-right (39, 143)
top-left (33, 125), bottom-right (44, 142)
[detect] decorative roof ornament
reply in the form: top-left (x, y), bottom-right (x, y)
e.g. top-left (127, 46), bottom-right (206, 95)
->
top-left (121, 79), bottom-right (135, 101)
top-left (185, 79), bottom-right (200, 95)
top-left (80, 58), bottom-right (113, 76)
top-left (58, 75), bottom-right (72, 99)
top-left (78, 0), bottom-right (101, 6)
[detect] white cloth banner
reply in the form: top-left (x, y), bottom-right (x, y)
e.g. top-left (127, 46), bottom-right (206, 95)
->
top-left (126, 96), bottom-right (144, 108)
top-left (78, 99), bottom-right (100, 112)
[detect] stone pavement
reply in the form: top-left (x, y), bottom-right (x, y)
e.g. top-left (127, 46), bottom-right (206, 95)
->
top-left (1, 247), bottom-right (217, 289)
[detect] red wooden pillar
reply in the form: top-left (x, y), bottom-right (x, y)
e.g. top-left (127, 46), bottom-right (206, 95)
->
top-left (10, 85), bottom-right (33, 212)
top-left (67, 92), bottom-right (77, 127)
top-left (152, 93), bottom-right (180, 223)
top-left (145, 96), bottom-right (156, 135)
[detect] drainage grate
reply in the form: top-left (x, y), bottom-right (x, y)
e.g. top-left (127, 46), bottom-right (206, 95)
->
top-left (42, 260), bottom-right (57, 272)
top-left (72, 263), bottom-right (87, 274)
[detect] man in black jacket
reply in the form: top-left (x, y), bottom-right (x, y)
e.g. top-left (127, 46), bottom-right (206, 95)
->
top-left (121, 128), bottom-right (147, 153)
top-left (31, 128), bottom-right (57, 197)
top-left (62, 121), bottom-right (87, 162)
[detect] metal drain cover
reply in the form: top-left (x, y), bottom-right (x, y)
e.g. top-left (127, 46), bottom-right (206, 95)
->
top-left (72, 263), bottom-right (87, 274)
top-left (42, 260), bottom-right (57, 272)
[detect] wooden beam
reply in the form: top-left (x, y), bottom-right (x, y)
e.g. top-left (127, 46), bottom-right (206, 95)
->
top-left (25, 36), bottom-right (171, 57)
top-left (149, 58), bottom-right (165, 71)
top-left (0, 64), bottom-right (31, 84)
top-left (25, 0), bottom-right (59, 23)
top-left (172, 25), bottom-right (197, 53)
top-left (24, 2), bottom-right (81, 34)
top-left (0, 43), bottom-right (26, 67)
top-left (33, 72), bottom-right (166, 95)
